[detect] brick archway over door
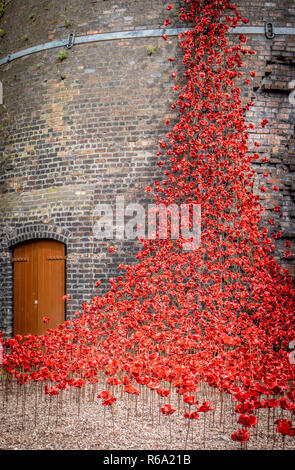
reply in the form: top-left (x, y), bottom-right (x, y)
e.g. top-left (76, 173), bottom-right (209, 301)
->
top-left (13, 239), bottom-right (66, 336)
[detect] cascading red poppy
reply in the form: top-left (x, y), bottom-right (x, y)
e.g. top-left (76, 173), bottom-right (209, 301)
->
top-left (1, 0), bottom-right (295, 447)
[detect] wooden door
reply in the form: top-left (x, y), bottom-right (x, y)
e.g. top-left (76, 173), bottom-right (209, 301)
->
top-left (13, 239), bottom-right (66, 336)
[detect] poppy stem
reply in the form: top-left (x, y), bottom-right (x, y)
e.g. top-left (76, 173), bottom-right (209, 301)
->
top-left (151, 391), bottom-right (154, 427)
top-left (78, 388), bottom-right (81, 418)
top-left (111, 405), bottom-right (115, 433)
top-left (272, 408), bottom-right (275, 449)
top-left (47, 396), bottom-right (51, 427)
top-left (184, 418), bottom-right (191, 450)
top-left (255, 408), bottom-right (259, 441)
top-left (142, 389), bottom-right (145, 422)
top-left (127, 393), bottom-right (129, 423)
top-left (16, 379), bottom-right (20, 412)
top-left (220, 390), bottom-right (224, 426)
top-left (56, 393), bottom-right (59, 427)
top-left (22, 385), bottom-right (26, 431)
top-left (34, 382), bottom-right (38, 428)
top-left (203, 412), bottom-right (206, 448)
top-left (272, 430), bottom-right (276, 449)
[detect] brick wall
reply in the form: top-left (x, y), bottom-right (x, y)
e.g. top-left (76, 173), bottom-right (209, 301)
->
top-left (0, 0), bottom-right (294, 337)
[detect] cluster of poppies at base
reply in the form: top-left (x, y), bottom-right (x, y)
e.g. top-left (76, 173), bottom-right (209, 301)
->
top-left (1, 0), bottom-right (295, 448)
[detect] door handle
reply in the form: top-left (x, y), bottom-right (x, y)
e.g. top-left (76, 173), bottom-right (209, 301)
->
top-left (34, 300), bottom-right (38, 304)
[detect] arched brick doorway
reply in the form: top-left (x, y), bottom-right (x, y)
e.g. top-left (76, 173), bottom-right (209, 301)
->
top-left (13, 239), bottom-right (66, 336)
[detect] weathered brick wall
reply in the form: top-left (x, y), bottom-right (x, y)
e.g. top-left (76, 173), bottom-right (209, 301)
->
top-left (0, 0), bottom-right (294, 337)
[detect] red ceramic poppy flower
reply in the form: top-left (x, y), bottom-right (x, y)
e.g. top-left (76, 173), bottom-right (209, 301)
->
top-left (157, 387), bottom-right (170, 397)
top-left (102, 395), bottom-right (116, 406)
top-left (231, 429), bottom-right (250, 442)
top-left (184, 410), bottom-right (199, 419)
top-left (275, 419), bottom-right (295, 436)
top-left (237, 414), bottom-right (257, 428)
top-left (183, 394), bottom-right (197, 405)
top-left (161, 404), bottom-right (176, 415)
top-left (197, 401), bottom-right (213, 412)
top-left (97, 391), bottom-right (110, 399)
top-left (124, 384), bottom-right (140, 395)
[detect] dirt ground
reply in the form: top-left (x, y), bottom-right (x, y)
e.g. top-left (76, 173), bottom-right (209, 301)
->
top-left (0, 376), bottom-right (294, 451)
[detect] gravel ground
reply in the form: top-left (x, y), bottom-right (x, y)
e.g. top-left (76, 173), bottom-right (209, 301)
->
top-left (0, 377), bottom-right (294, 451)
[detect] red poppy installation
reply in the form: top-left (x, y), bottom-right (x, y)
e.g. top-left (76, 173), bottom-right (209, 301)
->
top-left (1, 0), bottom-right (295, 448)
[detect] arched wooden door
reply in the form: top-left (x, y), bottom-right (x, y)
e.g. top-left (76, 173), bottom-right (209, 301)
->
top-left (13, 239), bottom-right (66, 336)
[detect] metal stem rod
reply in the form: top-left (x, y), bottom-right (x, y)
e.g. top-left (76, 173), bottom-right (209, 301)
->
top-left (0, 25), bottom-right (295, 67)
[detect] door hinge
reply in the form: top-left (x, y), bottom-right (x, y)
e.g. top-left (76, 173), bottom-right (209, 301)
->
top-left (11, 257), bottom-right (29, 262)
